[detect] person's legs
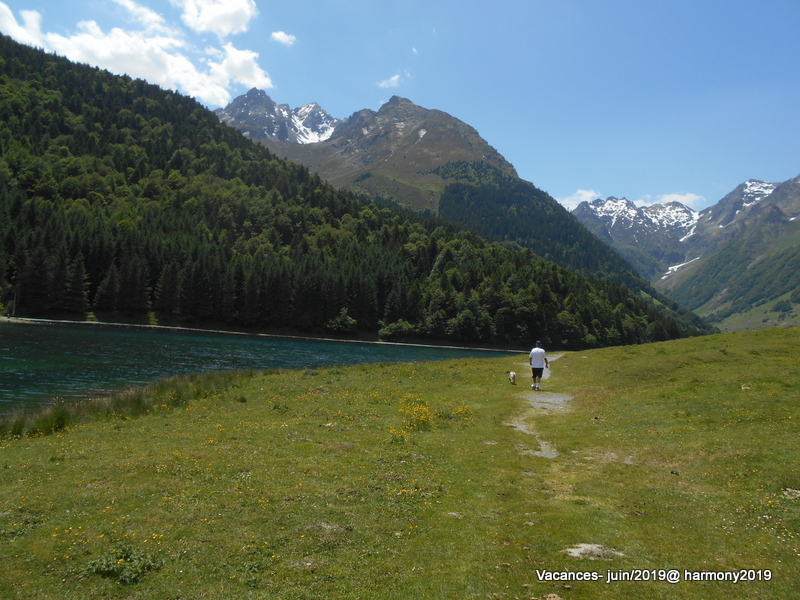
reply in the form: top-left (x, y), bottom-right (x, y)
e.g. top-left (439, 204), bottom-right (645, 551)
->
top-left (531, 368), bottom-right (543, 390)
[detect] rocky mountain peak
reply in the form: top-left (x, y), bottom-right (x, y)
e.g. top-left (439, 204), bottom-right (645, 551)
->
top-left (214, 90), bottom-right (341, 144)
top-left (642, 201), bottom-right (699, 231)
top-left (700, 179), bottom-right (777, 227)
top-left (575, 196), bottom-right (698, 234)
top-left (215, 90), bottom-right (517, 212)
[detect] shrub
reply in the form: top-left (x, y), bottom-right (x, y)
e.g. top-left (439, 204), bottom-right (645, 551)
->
top-left (84, 542), bottom-right (162, 584)
top-left (772, 299), bottom-right (792, 313)
top-left (25, 400), bottom-right (72, 437)
top-left (325, 307), bottom-right (358, 334)
top-left (379, 319), bottom-right (417, 341)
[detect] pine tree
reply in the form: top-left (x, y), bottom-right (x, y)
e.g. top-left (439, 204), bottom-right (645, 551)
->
top-left (117, 255), bottom-right (151, 315)
top-left (63, 254), bottom-right (89, 315)
top-left (93, 264), bottom-right (120, 312)
top-left (15, 245), bottom-right (50, 316)
top-left (154, 260), bottom-right (181, 314)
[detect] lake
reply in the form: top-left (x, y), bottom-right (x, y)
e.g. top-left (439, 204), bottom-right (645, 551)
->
top-left (0, 320), bottom-right (516, 413)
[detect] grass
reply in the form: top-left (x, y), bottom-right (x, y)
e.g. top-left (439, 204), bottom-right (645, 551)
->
top-left (0, 370), bottom-right (250, 439)
top-left (0, 328), bottom-right (798, 599)
top-left (699, 292), bottom-right (800, 331)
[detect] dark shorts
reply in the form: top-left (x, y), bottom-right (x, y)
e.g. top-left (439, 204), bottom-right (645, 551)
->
top-left (531, 367), bottom-right (544, 378)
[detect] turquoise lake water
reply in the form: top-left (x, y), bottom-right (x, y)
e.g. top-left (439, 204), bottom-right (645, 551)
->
top-left (0, 320), bottom-right (516, 413)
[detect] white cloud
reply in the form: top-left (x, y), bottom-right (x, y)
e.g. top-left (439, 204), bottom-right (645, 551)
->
top-left (635, 193), bottom-right (705, 208)
top-left (0, 4), bottom-right (44, 46)
top-left (0, 0), bottom-right (271, 108)
top-left (45, 20), bottom-right (185, 67)
top-left (557, 189), bottom-right (602, 210)
top-left (271, 31), bottom-right (296, 46)
top-left (112, 0), bottom-right (172, 33)
top-left (378, 74), bottom-right (401, 88)
top-left (207, 42), bottom-right (273, 90)
top-left (176, 0), bottom-right (258, 37)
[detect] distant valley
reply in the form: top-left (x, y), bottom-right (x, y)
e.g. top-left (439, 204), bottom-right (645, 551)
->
top-left (572, 178), bottom-right (800, 330)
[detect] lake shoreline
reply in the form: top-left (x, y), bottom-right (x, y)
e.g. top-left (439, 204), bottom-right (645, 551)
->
top-left (1, 319), bottom-right (523, 413)
top-left (4, 316), bottom-right (524, 355)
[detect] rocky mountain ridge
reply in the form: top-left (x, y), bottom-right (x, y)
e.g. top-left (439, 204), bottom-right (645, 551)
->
top-left (216, 91), bottom-right (516, 213)
top-left (214, 88), bottom-right (341, 144)
top-left (572, 177), bottom-right (800, 329)
top-left (573, 179), bottom-right (785, 278)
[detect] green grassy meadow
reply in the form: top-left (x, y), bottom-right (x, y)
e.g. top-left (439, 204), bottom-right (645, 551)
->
top-left (1, 328), bottom-right (798, 599)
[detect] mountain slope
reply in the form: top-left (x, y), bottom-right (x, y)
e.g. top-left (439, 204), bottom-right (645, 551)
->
top-left (658, 177), bottom-right (800, 327)
top-left (0, 34), bottom-right (707, 348)
top-left (571, 197), bottom-right (701, 280)
top-left (216, 93), bottom-right (677, 291)
top-left (214, 88), bottom-right (341, 144)
top-left (572, 177), bottom-right (800, 329)
top-left (216, 92), bottom-right (517, 214)
top-left (434, 164), bottom-right (654, 290)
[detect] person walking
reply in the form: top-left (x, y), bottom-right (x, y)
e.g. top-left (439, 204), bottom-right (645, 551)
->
top-left (529, 340), bottom-right (549, 390)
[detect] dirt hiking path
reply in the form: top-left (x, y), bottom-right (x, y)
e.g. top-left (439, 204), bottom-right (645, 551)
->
top-left (506, 353), bottom-right (569, 458)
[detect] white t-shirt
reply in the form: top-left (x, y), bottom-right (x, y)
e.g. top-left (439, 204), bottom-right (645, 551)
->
top-left (530, 347), bottom-right (547, 368)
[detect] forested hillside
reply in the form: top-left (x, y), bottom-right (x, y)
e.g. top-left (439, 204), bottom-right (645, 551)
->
top-left (216, 91), bottom-right (667, 296)
top-left (0, 35), bottom-right (706, 348)
top-left (435, 163), bottom-right (645, 287)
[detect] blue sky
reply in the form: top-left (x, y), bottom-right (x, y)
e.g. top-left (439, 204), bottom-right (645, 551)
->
top-left (2, 0), bottom-right (799, 210)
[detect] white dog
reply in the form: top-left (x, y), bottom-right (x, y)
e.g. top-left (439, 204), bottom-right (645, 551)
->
top-left (508, 371), bottom-right (516, 385)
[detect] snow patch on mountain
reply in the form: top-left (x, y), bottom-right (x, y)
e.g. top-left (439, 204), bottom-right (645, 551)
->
top-left (292, 103), bottom-right (337, 143)
top-left (700, 179), bottom-right (778, 227)
top-left (643, 202), bottom-right (699, 229)
top-left (661, 256), bottom-right (701, 279)
top-left (214, 89), bottom-right (341, 145)
top-left (578, 197), bottom-right (698, 234)
top-left (584, 197), bottom-right (639, 227)
top-left (680, 224), bottom-right (697, 242)
top-left (742, 180), bottom-right (777, 207)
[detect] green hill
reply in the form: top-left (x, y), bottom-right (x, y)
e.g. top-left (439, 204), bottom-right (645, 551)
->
top-left (0, 34), bottom-right (708, 348)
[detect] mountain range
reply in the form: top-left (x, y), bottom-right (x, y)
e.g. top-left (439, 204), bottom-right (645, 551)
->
top-left (215, 91), bottom-right (666, 294)
top-left (572, 178), bottom-right (800, 329)
top-left (215, 89), bottom-right (799, 331)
